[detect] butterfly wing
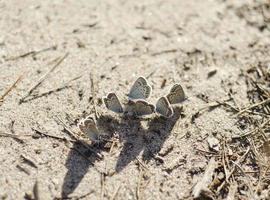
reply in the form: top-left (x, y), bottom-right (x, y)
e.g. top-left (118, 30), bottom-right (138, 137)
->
top-left (126, 99), bottom-right (155, 116)
top-left (78, 116), bottom-right (100, 141)
top-left (156, 97), bottom-right (174, 118)
top-left (103, 93), bottom-right (123, 113)
top-left (166, 84), bottom-right (185, 104)
top-left (133, 99), bottom-right (155, 116)
top-left (128, 77), bottom-right (152, 100)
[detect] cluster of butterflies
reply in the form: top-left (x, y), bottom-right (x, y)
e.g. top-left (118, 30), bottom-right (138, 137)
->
top-left (103, 76), bottom-right (186, 118)
top-left (78, 77), bottom-right (186, 141)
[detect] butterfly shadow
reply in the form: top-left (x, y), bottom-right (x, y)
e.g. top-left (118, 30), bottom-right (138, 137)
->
top-left (115, 117), bottom-right (145, 172)
top-left (115, 107), bottom-right (182, 172)
top-left (142, 107), bottom-right (182, 162)
top-left (61, 140), bottom-right (100, 198)
top-left (61, 115), bottom-right (119, 198)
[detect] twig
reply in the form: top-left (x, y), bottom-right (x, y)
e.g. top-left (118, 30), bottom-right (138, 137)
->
top-left (195, 147), bottom-right (218, 155)
top-left (32, 128), bottom-right (75, 142)
top-left (192, 158), bottom-right (217, 198)
top-left (136, 169), bottom-right (143, 200)
top-left (101, 172), bottom-right (105, 200)
top-left (16, 164), bottom-right (30, 175)
top-left (146, 69), bottom-right (158, 79)
top-left (236, 98), bottom-right (270, 116)
top-left (198, 98), bottom-right (233, 113)
top-left (221, 142), bottom-right (229, 181)
top-left (81, 22), bottom-right (99, 28)
top-left (8, 121), bottom-right (25, 144)
top-left (109, 140), bottom-right (116, 155)
top-left (90, 73), bottom-right (99, 118)
top-left (33, 180), bottom-right (41, 200)
top-left (0, 74), bottom-right (24, 104)
top-left (20, 155), bottom-right (38, 169)
top-left (232, 119), bottom-right (270, 139)
top-left (110, 185), bottom-right (121, 200)
top-left (151, 49), bottom-right (178, 56)
top-left (54, 116), bottom-right (78, 140)
top-left (5, 45), bottom-right (57, 61)
top-left (217, 147), bottom-right (251, 193)
top-left (22, 75), bottom-right (82, 103)
top-left (22, 85), bottom-right (71, 103)
top-left (54, 190), bottom-right (94, 200)
top-left (135, 158), bottom-right (149, 171)
top-left (0, 132), bottom-right (31, 142)
top-left (20, 53), bottom-right (69, 103)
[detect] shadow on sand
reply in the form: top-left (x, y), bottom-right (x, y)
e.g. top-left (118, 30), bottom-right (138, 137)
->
top-left (61, 140), bottom-right (102, 198)
top-left (61, 116), bottom-right (120, 198)
top-left (62, 107), bottom-right (182, 197)
top-left (115, 107), bottom-right (182, 172)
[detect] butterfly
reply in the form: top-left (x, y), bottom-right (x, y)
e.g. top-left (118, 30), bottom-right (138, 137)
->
top-left (128, 76), bottom-right (152, 100)
top-left (166, 84), bottom-right (186, 104)
top-left (126, 99), bottom-right (155, 117)
top-left (155, 96), bottom-right (174, 118)
top-left (103, 93), bottom-right (124, 113)
top-left (78, 116), bottom-right (101, 141)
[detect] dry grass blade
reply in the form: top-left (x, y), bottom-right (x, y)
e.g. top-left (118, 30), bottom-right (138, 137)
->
top-left (100, 172), bottom-right (105, 200)
top-left (90, 73), bottom-right (99, 118)
top-left (0, 132), bottom-right (31, 143)
top-left (236, 98), bottom-right (270, 116)
top-left (20, 53), bottom-right (69, 103)
top-left (0, 74), bottom-right (23, 105)
top-left (192, 157), bottom-right (217, 199)
top-left (33, 180), bottom-right (41, 200)
top-left (5, 45), bottom-right (57, 61)
top-left (22, 75), bottom-right (82, 103)
top-left (151, 48), bottom-right (178, 56)
top-left (0, 132), bottom-right (31, 138)
top-left (136, 169), bottom-right (143, 200)
top-left (110, 185), bottom-right (121, 200)
top-left (54, 191), bottom-right (94, 200)
top-left (20, 154), bottom-right (38, 169)
top-left (32, 128), bottom-right (75, 142)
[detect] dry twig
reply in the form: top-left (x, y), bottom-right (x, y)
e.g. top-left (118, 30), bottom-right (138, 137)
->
top-left (33, 180), bottom-right (41, 200)
top-left (20, 53), bottom-right (69, 103)
top-left (110, 185), bottom-right (121, 200)
top-left (236, 98), bottom-right (270, 116)
top-left (4, 45), bottom-right (57, 61)
top-left (192, 157), bottom-right (217, 199)
top-left (0, 74), bottom-right (23, 105)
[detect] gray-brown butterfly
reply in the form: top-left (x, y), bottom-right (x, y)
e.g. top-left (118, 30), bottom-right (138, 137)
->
top-left (78, 116), bottom-right (101, 141)
top-left (166, 84), bottom-right (186, 104)
top-left (103, 93), bottom-right (124, 113)
top-left (126, 99), bottom-right (155, 117)
top-left (156, 96), bottom-right (174, 118)
top-left (128, 76), bottom-right (152, 100)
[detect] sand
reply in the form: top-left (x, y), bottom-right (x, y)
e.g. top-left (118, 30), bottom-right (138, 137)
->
top-left (0, 0), bottom-right (269, 199)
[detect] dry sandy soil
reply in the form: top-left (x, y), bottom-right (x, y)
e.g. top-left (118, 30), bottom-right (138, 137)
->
top-left (0, 0), bottom-right (270, 199)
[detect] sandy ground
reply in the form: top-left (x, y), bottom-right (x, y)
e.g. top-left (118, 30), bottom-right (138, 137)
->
top-left (0, 0), bottom-right (270, 199)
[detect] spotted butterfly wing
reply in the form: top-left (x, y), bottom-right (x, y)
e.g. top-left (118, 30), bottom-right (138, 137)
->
top-left (103, 93), bottom-right (123, 113)
top-left (166, 84), bottom-right (185, 104)
top-left (128, 77), bottom-right (152, 100)
top-left (156, 97), bottom-right (174, 118)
